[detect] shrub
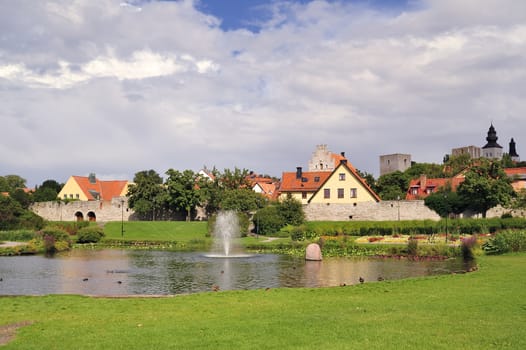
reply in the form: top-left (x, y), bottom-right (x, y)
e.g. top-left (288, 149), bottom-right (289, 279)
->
top-left (253, 206), bottom-right (285, 235)
top-left (77, 226), bottom-right (105, 243)
top-left (482, 230), bottom-right (526, 255)
top-left (37, 227), bottom-right (71, 253)
top-left (460, 235), bottom-right (477, 260)
top-left (407, 237), bottom-right (418, 256)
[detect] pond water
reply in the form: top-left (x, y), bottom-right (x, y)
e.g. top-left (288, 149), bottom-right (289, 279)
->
top-left (0, 249), bottom-right (472, 296)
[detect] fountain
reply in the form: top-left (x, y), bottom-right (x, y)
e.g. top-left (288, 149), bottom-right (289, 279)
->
top-left (207, 211), bottom-right (251, 258)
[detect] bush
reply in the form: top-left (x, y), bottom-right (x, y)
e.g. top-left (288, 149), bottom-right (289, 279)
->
top-left (483, 230), bottom-right (526, 255)
top-left (460, 235), bottom-right (477, 260)
top-left (77, 226), bottom-right (105, 243)
top-left (253, 206), bottom-right (285, 235)
top-left (37, 227), bottom-right (71, 253)
top-left (0, 230), bottom-right (36, 241)
top-left (407, 237), bottom-right (418, 256)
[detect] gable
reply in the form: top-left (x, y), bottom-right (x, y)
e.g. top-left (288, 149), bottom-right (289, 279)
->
top-left (308, 162), bottom-right (380, 203)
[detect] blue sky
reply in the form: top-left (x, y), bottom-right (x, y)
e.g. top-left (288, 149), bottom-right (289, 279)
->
top-left (196, 0), bottom-right (412, 31)
top-left (1, 0), bottom-right (526, 186)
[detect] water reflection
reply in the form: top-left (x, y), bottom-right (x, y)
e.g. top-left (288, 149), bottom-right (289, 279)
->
top-left (0, 250), bottom-right (473, 296)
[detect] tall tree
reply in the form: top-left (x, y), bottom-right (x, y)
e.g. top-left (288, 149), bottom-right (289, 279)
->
top-left (33, 179), bottom-right (63, 202)
top-left (165, 169), bottom-right (203, 221)
top-left (404, 163), bottom-right (445, 179)
top-left (457, 160), bottom-right (515, 217)
top-left (127, 170), bottom-right (167, 220)
top-left (376, 171), bottom-right (409, 200)
top-left (0, 175), bottom-right (26, 192)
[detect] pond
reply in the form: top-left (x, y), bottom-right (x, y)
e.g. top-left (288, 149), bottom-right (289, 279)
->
top-left (0, 249), bottom-right (473, 296)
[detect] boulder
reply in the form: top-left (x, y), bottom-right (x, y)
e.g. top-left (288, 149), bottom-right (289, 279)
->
top-left (305, 243), bottom-right (322, 261)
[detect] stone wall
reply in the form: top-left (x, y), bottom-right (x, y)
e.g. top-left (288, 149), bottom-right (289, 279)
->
top-left (30, 197), bottom-right (134, 222)
top-left (304, 200), bottom-right (441, 221)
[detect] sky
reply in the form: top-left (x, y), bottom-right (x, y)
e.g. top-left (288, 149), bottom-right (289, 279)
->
top-left (1, 0), bottom-right (526, 187)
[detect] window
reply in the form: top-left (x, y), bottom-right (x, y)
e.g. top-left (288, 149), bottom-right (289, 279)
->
top-left (339, 173), bottom-right (345, 181)
top-left (350, 188), bottom-right (357, 198)
top-left (411, 188), bottom-right (418, 195)
top-left (302, 192), bottom-right (307, 199)
top-left (63, 194), bottom-right (67, 199)
top-left (76, 194), bottom-right (80, 199)
top-left (338, 188), bottom-right (344, 198)
top-left (69, 194), bottom-right (73, 199)
top-left (314, 176), bottom-right (320, 182)
top-left (324, 189), bottom-right (330, 199)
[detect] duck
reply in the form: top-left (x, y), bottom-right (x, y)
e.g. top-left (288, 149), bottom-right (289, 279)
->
top-left (359, 277), bottom-right (365, 284)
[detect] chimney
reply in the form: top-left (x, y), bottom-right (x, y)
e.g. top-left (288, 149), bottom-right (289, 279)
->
top-left (419, 174), bottom-right (427, 190)
top-left (88, 173), bottom-right (96, 184)
top-left (340, 151), bottom-right (345, 158)
top-left (296, 167), bottom-right (303, 179)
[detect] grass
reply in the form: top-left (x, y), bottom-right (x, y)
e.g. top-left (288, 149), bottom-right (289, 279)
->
top-left (103, 221), bottom-right (208, 242)
top-left (1, 253), bottom-right (525, 349)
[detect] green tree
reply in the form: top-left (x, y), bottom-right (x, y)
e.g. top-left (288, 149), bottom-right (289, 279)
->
top-left (356, 169), bottom-right (377, 192)
top-left (404, 163), bottom-right (444, 179)
top-left (0, 175), bottom-right (26, 192)
top-left (510, 189), bottom-right (526, 210)
top-left (9, 188), bottom-right (32, 209)
top-left (457, 160), bottom-right (515, 217)
top-left (127, 170), bottom-right (167, 220)
top-left (277, 194), bottom-right (304, 226)
top-left (0, 195), bottom-right (23, 229)
top-left (198, 167), bottom-right (254, 216)
top-left (165, 169), bottom-right (203, 221)
top-left (221, 188), bottom-right (266, 213)
top-left (443, 154), bottom-right (473, 177)
top-left (376, 171), bottom-right (409, 200)
top-left (424, 189), bottom-right (466, 217)
top-left (33, 179), bottom-right (63, 202)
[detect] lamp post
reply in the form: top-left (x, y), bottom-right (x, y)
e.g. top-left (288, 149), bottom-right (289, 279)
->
top-left (121, 199), bottom-right (125, 238)
top-left (444, 194), bottom-right (448, 243)
top-left (397, 196), bottom-right (400, 222)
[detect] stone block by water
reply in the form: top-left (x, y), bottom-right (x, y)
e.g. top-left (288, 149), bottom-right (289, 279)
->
top-left (305, 243), bottom-right (322, 261)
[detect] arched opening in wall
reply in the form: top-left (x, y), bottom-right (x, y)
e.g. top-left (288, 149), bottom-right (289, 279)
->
top-left (75, 212), bottom-right (84, 221)
top-left (87, 211), bottom-right (96, 222)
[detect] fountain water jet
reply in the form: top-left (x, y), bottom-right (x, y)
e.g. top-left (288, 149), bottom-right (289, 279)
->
top-left (206, 211), bottom-right (252, 258)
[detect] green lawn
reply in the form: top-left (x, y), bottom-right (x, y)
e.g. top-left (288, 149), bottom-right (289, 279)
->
top-left (1, 253), bottom-right (525, 349)
top-left (103, 221), bottom-right (208, 242)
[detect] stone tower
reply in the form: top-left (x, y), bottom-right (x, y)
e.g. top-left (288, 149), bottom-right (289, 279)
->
top-left (482, 124), bottom-right (503, 160)
top-left (509, 138), bottom-right (520, 162)
top-left (379, 154), bottom-right (411, 176)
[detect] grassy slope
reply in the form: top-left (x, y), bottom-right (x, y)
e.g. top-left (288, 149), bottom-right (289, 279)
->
top-left (1, 254), bottom-right (525, 349)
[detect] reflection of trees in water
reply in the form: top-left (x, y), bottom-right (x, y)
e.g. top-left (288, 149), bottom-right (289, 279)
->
top-left (0, 251), bottom-right (472, 296)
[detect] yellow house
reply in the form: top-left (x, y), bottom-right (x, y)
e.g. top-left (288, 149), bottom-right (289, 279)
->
top-left (58, 173), bottom-right (130, 201)
top-left (279, 160), bottom-right (380, 204)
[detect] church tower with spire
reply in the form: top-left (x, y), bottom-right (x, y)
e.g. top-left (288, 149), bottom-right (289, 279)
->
top-left (509, 138), bottom-right (520, 162)
top-left (482, 123), bottom-right (503, 160)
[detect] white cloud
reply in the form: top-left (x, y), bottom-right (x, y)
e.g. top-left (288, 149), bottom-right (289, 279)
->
top-left (0, 50), bottom-right (218, 88)
top-left (1, 0), bottom-right (526, 186)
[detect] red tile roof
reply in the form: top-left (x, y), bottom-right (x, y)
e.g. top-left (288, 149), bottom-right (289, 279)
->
top-left (73, 176), bottom-right (128, 201)
top-left (504, 167), bottom-right (526, 176)
top-left (406, 176), bottom-right (464, 200)
top-left (280, 171), bottom-right (331, 192)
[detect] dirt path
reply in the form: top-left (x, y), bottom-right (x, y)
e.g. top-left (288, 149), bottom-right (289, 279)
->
top-left (0, 321), bottom-right (34, 346)
top-left (0, 241), bottom-right (27, 248)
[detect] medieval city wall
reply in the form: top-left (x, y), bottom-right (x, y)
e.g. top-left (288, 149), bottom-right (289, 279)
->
top-left (30, 199), bottom-right (524, 223)
top-left (304, 200), bottom-right (441, 221)
top-left (30, 197), bottom-right (133, 222)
